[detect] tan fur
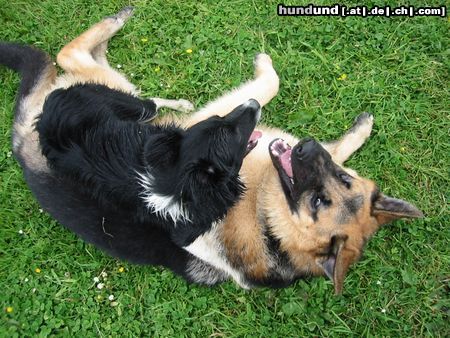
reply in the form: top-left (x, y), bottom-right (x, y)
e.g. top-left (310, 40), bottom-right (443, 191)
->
top-left (221, 168), bottom-right (269, 280)
top-left (187, 99), bottom-right (377, 284)
top-left (55, 13), bottom-right (137, 93)
top-left (13, 62), bottom-right (57, 172)
top-left (185, 54), bottom-right (422, 292)
top-left (259, 170), bottom-right (379, 275)
top-left (14, 8), bottom-right (421, 293)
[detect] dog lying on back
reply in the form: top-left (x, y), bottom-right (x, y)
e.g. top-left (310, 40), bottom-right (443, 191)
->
top-left (0, 7), bottom-right (262, 273)
top-left (182, 62), bottom-right (424, 294)
top-left (1, 7), bottom-right (423, 294)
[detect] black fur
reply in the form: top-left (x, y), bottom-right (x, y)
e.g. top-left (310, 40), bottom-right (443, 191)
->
top-left (0, 43), bottom-right (259, 280)
top-left (1, 42), bottom-right (261, 285)
top-left (23, 166), bottom-right (192, 276)
top-left (37, 84), bottom-right (260, 247)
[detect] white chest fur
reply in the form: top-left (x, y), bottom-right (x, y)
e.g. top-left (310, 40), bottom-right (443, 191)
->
top-left (183, 222), bottom-right (249, 288)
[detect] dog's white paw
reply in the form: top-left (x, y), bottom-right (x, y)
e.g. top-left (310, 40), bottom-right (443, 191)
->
top-left (254, 53), bottom-right (274, 77)
top-left (175, 99), bottom-right (195, 112)
top-left (351, 112), bottom-right (374, 139)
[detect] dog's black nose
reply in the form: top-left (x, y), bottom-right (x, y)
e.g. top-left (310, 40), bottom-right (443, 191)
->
top-left (294, 138), bottom-right (317, 158)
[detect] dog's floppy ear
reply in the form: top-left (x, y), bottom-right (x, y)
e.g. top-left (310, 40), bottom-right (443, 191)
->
top-left (143, 131), bottom-right (183, 168)
top-left (318, 235), bottom-right (352, 295)
top-left (371, 193), bottom-right (424, 225)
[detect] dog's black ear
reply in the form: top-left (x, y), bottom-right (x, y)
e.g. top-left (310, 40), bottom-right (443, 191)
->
top-left (190, 160), bottom-right (223, 186)
top-left (317, 235), bottom-right (351, 295)
top-left (143, 131), bottom-right (183, 168)
top-left (371, 193), bottom-right (424, 225)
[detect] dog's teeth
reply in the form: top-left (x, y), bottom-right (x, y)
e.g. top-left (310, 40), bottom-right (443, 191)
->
top-left (271, 150), bottom-right (279, 156)
top-left (290, 178), bottom-right (294, 184)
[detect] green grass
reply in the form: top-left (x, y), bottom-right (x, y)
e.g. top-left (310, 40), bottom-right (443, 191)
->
top-left (1, 0), bottom-right (448, 336)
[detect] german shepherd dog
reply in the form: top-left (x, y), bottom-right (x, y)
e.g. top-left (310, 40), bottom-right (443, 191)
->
top-left (184, 108), bottom-right (423, 293)
top-left (180, 43), bottom-right (424, 294)
top-left (1, 8), bottom-right (423, 294)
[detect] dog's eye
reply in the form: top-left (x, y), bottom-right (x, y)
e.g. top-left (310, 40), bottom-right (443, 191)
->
top-left (312, 196), bottom-right (322, 210)
top-left (314, 197), bottom-right (322, 208)
top-left (339, 173), bottom-right (352, 189)
top-left (311, 193), bottom-right (331, 212)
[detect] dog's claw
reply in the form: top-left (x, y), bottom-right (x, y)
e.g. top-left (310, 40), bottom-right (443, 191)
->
top-left (117, 6), bottom-right (134, 19)
top-left (253, 53), bottom-right (274, 77)
top-left (350, 112), bottom-right (374, 138)
top-left (176, 99), bottom-right (195, 113)
top-left (355, 112), bottom-right (373, 124)
top-left (107, 6), bottom-right (135, 23)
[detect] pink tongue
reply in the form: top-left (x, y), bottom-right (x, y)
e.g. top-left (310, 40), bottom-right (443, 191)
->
top-left (280, 149), bottom-right (293, 178)
top-left (249, 130), bottom-right (262, 142)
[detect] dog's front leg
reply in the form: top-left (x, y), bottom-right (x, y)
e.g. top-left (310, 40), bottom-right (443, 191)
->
top-left (184, 53), bottom-right (279, 127)
top-left (151, 98), bottom-right (194, 113)
top-left (322, 112), bottom-right (374, 165)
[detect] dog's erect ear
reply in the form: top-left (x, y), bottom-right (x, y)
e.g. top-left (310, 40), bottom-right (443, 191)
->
top-left (318, 235), bottom-right (351, 295)
top-left (371, 193), bottom-right (424, 225)
top-left (143, 131), bottom-right (183, 168)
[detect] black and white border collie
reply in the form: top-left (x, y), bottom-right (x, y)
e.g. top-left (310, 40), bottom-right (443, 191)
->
top-left (0, 7), bottom-right (264, 281)
top-left (37, 83), bottom-right (261, 247)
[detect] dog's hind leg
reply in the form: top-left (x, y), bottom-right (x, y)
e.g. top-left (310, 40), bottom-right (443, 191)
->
top-left (91, 41), bottom-right (109, 67)
top-left (322, 112), bottom-right (374, 165)
top-left (184, 53), bottom-right (279, 127)
top-left (89, 9), bottom-right (135, 67)
top-left (56, 7), bottom-right (136, 92)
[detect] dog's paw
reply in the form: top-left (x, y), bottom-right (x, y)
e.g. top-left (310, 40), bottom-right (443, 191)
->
top-left (254, 53), bottom-right (274, 77)
top-left (107, 6), bottom-right (134, 24)
top-left (254, 53), bottom-right (273, 66)
top-left (350, 112), bottom-right (374, 139)
top-left (175, 99), bottom-right (195, 113)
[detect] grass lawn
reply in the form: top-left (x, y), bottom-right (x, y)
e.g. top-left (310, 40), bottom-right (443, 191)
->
top-left (0, 0), bottom-right (448, 336)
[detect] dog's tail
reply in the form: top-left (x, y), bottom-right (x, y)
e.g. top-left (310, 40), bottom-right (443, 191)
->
top-left (0, 42), bottom-right (57, 152)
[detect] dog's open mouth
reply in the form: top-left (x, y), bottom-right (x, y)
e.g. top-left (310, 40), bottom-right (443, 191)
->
top-left (269, 138), bottom-right (294, 185)
top-left (245, 130), bottom-right (262, 156)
